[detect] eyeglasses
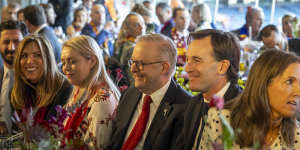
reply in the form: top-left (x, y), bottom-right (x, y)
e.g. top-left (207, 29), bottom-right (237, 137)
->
top-left (128, 59), bottom-right (163, 70)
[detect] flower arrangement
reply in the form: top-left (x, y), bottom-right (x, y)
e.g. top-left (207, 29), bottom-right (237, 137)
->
top-left (107, 67), bottom-right (129, 93)
top-left (7, 105), bottom-right (91, 150)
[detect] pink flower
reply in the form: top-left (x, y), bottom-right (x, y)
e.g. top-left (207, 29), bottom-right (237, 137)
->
top-left (107, 69), bottom-right (112, 76)
top-left (211, 141), bottom-right (224, 150)
top-left (116, 71), bottom-right (124, 83)
top-left (115, 68), bottom-right (122, 73)
top-left (119, 85), bottom-right (128, 92)
top-left (209, 95), bottom-right (224, 110)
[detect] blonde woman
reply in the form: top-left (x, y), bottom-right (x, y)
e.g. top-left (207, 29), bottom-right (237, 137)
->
top-left (61, 35), bottom-right (120, 149)
top-left (11, 34), bottom-right (72, 120)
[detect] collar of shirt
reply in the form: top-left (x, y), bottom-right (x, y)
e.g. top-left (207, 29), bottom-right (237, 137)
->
top-left (176, 29), bottom-right (189, 38)
top-left (143, 79), bottom-right (171, 107)
top-left (34, 24), bottom-right (47, 34)
top-left (3, 65), bottom-right (13, 79)
top-left (203, 82), bottom-right (231, 103)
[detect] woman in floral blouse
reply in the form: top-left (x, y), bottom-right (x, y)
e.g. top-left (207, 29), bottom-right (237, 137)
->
top-left (200, 50), bottom-right (300, 150)
top-left (61, 35), bottom-right (120, 149)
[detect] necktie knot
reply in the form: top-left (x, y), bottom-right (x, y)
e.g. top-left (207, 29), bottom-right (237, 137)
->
top-left (143, 95), bottom-right (152, 105)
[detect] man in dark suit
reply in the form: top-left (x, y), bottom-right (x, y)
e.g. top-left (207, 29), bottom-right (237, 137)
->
top-left (106, 34), bottom-right (191, 150)
top-left (48, 0), bottom-right (73, 33)
top-left (23, 5), bottom-right (62, 63)
top-left (175, 29), bottom-right (242, 150)
top-left (81, 4), bottom-right (114, 56)
top-left (0, 20), bottom-right (27, 135)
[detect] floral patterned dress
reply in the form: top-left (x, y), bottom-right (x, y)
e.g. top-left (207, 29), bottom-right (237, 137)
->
top-left (64, 85), bottom-right (118, 149)
top-left (200, 108), bottom-right (300, 150)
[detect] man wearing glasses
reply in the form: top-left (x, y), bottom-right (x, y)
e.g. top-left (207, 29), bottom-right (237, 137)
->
top-left (106, 34), bottom-right (191, 150)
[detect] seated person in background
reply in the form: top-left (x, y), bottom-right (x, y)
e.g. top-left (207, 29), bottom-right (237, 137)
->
top-left (282, 13), bottom-right (297, 38)
top-left (40, 3), bottom-right (66, 42)
top-left (40, 3), bottom-right (56, 27)
top-left (200, 50), bottom-right (300, 149)
top-left (143, 1), bottom-right (153, 10)
top-left (258, 24), bottom-right (288, 52)
top-left (190, 3), bottom-right (213, 32)
top-left (232, 6), bottom-right (264, 41)
top-left (81, 0), bottom-right (93, 22)
top-left (114, 13), bottom-right (145, 85)
top-left (131, 4), bottom-right (160, 34)
top-left (66, 7), bottom-right (88, 38)
top-left (11, 34), bottom-right (72, 121)
top-left (1, 2), bottom-right (20, 22)
top-left (166, 7), bottom-right (190, 66)
top-left (156, 2), bottom-right (174, 35)
top-left (81, 4), bottom-right (115, 56)
top-left (23, 5), bottom-right (62, 64)
top-left (61, 35), bottom-right (120, 149)
top-left (17, 8), bottom-right (25, 23)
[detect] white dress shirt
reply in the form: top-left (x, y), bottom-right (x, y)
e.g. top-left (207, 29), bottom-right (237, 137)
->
top-left (123, 79), bottom-right (171, 150)
top-left (192, 82), bottom-right (231, 150)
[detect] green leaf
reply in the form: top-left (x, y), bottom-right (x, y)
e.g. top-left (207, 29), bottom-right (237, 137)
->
top-left (219, 114), bottom-right (235, 150)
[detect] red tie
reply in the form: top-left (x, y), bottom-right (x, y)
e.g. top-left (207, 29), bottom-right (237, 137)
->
top-left (121, 95), bottom-right (152, 150)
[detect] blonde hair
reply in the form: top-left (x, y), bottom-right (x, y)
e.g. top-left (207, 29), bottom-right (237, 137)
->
top-left (11, 34), bottom-right (64, 109)
top-left (63, 35), bottom-right (120, 100)
top-left (115, 12), bottom-right (144, 49)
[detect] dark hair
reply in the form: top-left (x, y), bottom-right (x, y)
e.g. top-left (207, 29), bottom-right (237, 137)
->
top-left (188, 29), bottom-right (241, 83)
top-left (156, 2), bottom-right (171, 11)
top-left (258, 24), bottom-right (279, 41)
top-left (0, 20), bottom-right (28, 36)
top-left (17, 8), bottom-right (25, 17)
top-left (172, 7), bottom-right (185, 18)
top-left (228, 50), bottom-right (300, 148)
top-left (23, 5), bottom-right (47, 26)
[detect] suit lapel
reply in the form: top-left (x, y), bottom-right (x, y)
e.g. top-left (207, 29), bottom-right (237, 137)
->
top-left (0, 66), bottom-right (3, 93)
top-left (143, 80), bottom-right (177, 150)
top-left (187, 95), bottom-right (204, 144)
top-left (223, 83), bottom-right (242, 101)
top-left (121, 88), bottom-right (141, 129)
top-left (117, 88), bottom-right (142, 145)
